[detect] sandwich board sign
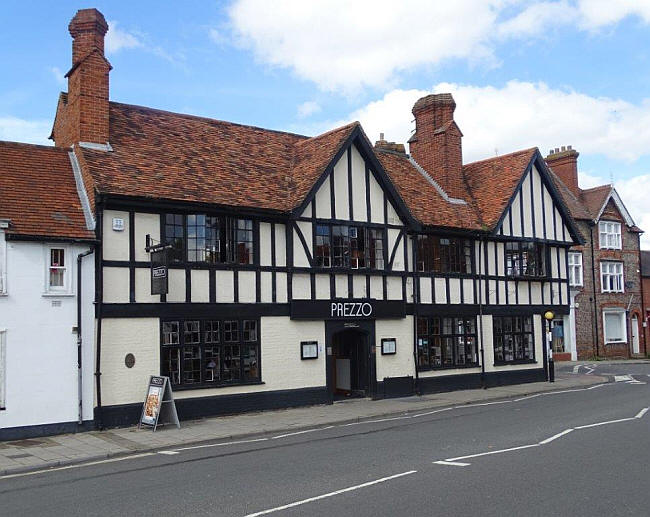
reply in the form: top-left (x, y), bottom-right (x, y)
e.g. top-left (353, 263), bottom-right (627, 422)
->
top-left (138, 376), bottom-right (180, 432)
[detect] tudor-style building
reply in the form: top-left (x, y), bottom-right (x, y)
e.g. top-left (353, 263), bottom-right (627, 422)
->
top-left (546, 147), bottom-right (645, 360)
top-left (5, 8), bottom-right (582, 430)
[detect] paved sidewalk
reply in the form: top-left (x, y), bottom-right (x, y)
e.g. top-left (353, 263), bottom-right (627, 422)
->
top-left (0, 373), bottom-right (607, 476)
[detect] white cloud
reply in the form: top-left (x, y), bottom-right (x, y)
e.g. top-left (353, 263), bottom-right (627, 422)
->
top-left (227, 1), bottom-right (650, 92)
top-left (297, 101), bottom-right (321, 118)
top-left (105, 20), bottom-right (142, 54)
top-left (336, 81), bottom-right (650, 164)
top-left (228, 0), bottom-right (501, 92)
top-left (0, 117), bottom-right (52, 146)
top-left (48, 66), bottom-right (66, 85)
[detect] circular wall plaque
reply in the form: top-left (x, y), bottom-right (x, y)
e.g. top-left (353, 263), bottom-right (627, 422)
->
top-left (125, 353), bottom-right (136, 368)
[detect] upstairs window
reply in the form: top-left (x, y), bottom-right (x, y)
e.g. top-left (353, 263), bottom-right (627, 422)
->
top-left (599, 221), bottom-right (621, 249)
top-left (164, 214), bottom-right (255, 265)
top-left (568, 252), bottom-right (583, 287)
top-left (315, 223), bottom-right (384, 270)
top-left (417, 235), bottom-right (472, 274)
top-left (601, 261), bottom-right (624, 293)
top-left (505, 241), bottom-right (546, 278)
top-left (44, 247), bottom-right (72, 294)
top-left (0, 231), bottom-right (6, 294)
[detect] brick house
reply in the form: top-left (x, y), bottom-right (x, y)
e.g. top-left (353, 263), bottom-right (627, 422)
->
top-left (641, 251), bottom-right (650, 347)
top-left (546, 147), bottom-right (645, 360)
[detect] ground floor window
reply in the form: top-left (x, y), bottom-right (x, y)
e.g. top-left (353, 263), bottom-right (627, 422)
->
top-left (603, 310), bottom-right (626, 344)
top-left (417, 316), bottom-right (478, 370)
top-left (493, 316), bottom-right (535, 363)
top-left (161, 318), bottom-right (260, 388)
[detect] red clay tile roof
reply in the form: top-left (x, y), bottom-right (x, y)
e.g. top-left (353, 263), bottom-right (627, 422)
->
top-left (548, 169), bottom-right (592, 221)
top-left (580, 185), bottom-right (612, 220)
top-left (462, 148), bottom-right (537, 228)
top-left (377, 150), bottom-right (482, 229)
top-left (0, 141), bottom-right (94, 240)
top-left (79, 101), bottom-right (308, 212)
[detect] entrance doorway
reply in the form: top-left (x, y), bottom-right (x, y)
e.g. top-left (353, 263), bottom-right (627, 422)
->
top-left (631, 315), bottom-right (640, 354)
top-left (331, 329), bottom-right (369, 399)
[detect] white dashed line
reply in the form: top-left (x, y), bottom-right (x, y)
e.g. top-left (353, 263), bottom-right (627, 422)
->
top-left (243, 470), bottom-right (418, 517)
top-left (433, 460), bottom-right (470, 467)
top-left (539, 429), bottom-right (573, 445)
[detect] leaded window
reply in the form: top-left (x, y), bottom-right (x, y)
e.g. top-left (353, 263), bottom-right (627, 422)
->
top-left (505, 241), bottom-right (546, 277)
top-left (493, 316), bottom-right (535, 363)
top-left (417, 316), bottom-right (478, 370)
top-left (161, 319), bottom-right (260, 388)
top-left (316, 223), bottom-right (385, 270)
top-left (165, 214), bottom-right (254, 265)
top-left (417, 235), bottom-right (472, 273)
top-left (599, 221), bottom-right (622, 250)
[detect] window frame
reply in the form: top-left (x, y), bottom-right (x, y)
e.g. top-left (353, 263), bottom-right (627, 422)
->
top-left (163, 213), bottom-right (256, 266)
top-left (314, 222), bottom-right (386, 271)
top-left (568, 252), bottom-right (583, 287)
top-left (416, 234), bottom-right (473, 274)
top-left (603, 309), bottom-right (627, 344)
top-left (160, 318), bottom-right (261, 389)
top-left (43, 245), bottom-right (72, 295)
top-left (492, 315), bottom-right (536, 365)
top-left (416, 316), bottom-right (479, 371)
top-left (600, 261), bottom-right (624, 293)
top-left (0, 328), bottom-right (6, 409)
top-left (504, 241), bottom-right (548, 278)
top-left (599, 221), bottom-right (622, 250)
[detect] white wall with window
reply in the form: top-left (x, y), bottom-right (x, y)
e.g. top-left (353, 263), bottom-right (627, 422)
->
top-left (599, 221), bottom-right (622, 249)
top-left (601, 261), bottom-right (624, 293)
top-left (0, 240), bottom-right (95, 436)
top-left (0, 328), bottom-right (6, 410)
top-left (603, 309), bottom-right (627, 344)
top-left (0, 224), bottom-right (7, 295)
top-left (568, 252), bottom-right (583, 287)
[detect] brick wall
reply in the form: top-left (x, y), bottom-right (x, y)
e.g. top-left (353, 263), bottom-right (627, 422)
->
top-left (571, 201), bottom-right (645, 359)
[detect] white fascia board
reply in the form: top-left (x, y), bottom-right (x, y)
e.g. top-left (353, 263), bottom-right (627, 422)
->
top-left (594, 187), bottom-right (635, 227)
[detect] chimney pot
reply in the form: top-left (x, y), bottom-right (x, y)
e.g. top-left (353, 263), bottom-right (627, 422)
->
top-left (545, 146), bottom-right (580, 197)
top-left (380, 132), bottom-right (384, 141)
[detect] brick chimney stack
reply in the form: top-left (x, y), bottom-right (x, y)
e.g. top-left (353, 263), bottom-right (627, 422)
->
top-left (408, 93), bottom-right (464, 198)
top-left (545, 146), bottom-right (580, 196)
top-left (374, 132), bottom-right (406, 154)
top-left (53, 8), bottom-right (111, 147)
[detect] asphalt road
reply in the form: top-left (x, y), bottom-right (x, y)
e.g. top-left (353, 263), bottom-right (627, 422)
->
top-left (1, 362), bottom-right (649, 516)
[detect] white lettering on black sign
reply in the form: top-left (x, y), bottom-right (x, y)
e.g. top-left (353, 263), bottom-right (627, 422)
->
top-left (330, 302), bottom-right (373, 318)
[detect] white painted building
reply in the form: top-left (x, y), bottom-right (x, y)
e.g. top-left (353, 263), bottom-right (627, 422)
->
top-left (0, 143), bottom-right (96, 440)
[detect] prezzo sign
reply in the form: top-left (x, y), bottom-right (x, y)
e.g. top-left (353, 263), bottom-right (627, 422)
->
top-left (331, 301), bottom-right (373, 318)
top-left (291, 299), bottom-right (405, 320)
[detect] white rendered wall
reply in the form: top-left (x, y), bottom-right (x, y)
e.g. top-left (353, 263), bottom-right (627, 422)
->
top-left (0, 240), bottom-right (95, 430)
top-left (375, 317), bottom-right (414, 380)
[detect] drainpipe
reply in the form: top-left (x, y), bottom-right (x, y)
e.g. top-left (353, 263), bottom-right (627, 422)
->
top-left (589, 226), bottom-right (600, 357)
top-left (637, 234), bottom-right (647, 356)
top-left (77, 246), bottom-right (94, 425)
top-left (478, 235), bottom-right (486, 388)
top-left (410, 232), bottom-right (420, 395)
top-left (95, 205), bottom-right (104, 430)
top-left (626, 294), bottom-right (635, 357)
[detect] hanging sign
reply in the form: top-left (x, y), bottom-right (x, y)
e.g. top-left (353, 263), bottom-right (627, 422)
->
top-left (150, 249), bottom-right (168, 295)
top-left (138, 376), bottom-right (180, 432)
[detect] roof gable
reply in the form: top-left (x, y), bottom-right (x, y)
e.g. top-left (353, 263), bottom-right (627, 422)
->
top-left (490, 150), bottom-right (584, 244)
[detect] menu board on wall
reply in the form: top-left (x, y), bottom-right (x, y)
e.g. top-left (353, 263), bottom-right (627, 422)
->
top-left (138, 376), bottom-right (180, 432)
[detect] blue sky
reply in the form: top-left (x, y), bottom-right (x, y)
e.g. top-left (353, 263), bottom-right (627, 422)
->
top-left (2, 1), bottom-right (650, 245)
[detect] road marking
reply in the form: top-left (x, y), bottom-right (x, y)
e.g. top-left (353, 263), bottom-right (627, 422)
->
top-left (635, 407), bottom-right (649, 419)
top-left (272, 426), bottom-right (334, 439)
top-left (454, 400), bottom-right (513, 409)
top-left (0, 452), bottom-right (155, 480)
top-left (157, 451), bottom-right (180, 455)
top-left (572, 365), bottom-right (581, 374)
top-left (411, 407), bottom-right (453, 418)
top-left (539, 429), bottom-right (573, 444)
top-left (174, 437), bottom-right (269, 452)
top-left (615, 375), bottom-right (633, 382)
top-left (433, 460), bottom-right (470, 467)
top-left (242, 470), bottom-right (418, 517)
top-left (574, 417), bottom-right (635, 429)
top-left (446, 444), bottom-right (539, 463)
